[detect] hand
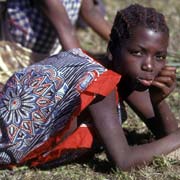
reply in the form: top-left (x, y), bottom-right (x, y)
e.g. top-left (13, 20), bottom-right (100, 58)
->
top-left (149, 66), bottom-right (176, 105)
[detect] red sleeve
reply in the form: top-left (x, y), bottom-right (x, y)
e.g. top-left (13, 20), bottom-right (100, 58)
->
top-left (80, 70), bottom-right (121, 111)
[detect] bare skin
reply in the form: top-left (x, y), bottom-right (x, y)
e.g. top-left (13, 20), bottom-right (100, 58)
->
top-left (116, 26), bottom-right (178, 138)
top-left (36, 0), bottom-right (177, 138)
top-left (89, 90), bottom-right (180, 170)
top-left (87, 27), bottom-right (179, 170)
top-left (1, 2), bottom-right (179, 171)
top-left (39, 0), bottom-right (111, 50)
top-left (27, 2), bottom-right (178, 171)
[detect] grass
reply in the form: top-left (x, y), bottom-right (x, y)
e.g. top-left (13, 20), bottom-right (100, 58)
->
top-left (0, 0), bottom-right (180, 179)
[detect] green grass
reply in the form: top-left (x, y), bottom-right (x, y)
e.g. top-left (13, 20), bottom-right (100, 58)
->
top-left (0, 0), bottom-right (179, 179)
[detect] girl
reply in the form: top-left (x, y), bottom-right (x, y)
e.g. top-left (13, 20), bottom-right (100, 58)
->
top-left (0, 4), bottom-right (179, 171)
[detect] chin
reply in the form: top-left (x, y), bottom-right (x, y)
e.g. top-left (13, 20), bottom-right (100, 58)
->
top-left (134, 82), bottom-right (149, 92)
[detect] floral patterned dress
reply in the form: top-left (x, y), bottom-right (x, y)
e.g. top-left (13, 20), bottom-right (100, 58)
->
top-left (0, 49), bottom-right (120, 168)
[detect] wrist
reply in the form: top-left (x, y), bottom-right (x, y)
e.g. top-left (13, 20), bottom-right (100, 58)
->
top-left (150, 93), bottom-right (165, 107)
top-left (152, 99), bottom-right (166, 111)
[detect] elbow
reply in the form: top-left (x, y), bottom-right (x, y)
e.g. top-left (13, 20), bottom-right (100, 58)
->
top-left (115, 159), bottom-right (135, 172)
top-left (107, 149), bottom-right (136, 171)
top-left (108, 148), bottom-right (147, 171)
top-left (115, 159), bottom-right (144, 172)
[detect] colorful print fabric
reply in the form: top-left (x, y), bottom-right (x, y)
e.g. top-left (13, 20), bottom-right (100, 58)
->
top-left (6, 0), bottom-right (82, 53)
top-left (0, 49), bottom-right (120, 167)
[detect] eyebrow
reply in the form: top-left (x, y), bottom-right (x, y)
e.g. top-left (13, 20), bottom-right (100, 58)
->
top-left (136, 44), bottom-right (168, 53)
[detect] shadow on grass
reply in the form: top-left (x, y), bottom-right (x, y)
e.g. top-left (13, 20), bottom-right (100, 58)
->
top-left (34, 146), bottom-right (115, 173)
top-left (123, 128), bottom-right (154, 145)
top-left (34, 129), bottom-right (154, 173)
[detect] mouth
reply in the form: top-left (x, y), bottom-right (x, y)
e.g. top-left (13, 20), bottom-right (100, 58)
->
top-left (137, 78), bottom-right (153, 87)
top-left (133, 77), bottom-right (153, 91)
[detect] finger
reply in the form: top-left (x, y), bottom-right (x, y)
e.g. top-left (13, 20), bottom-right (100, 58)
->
top-left (161, 66), bottom-right (176, 75)
top-left (164, 65), bottom-right (177, 71)
top-left (153, 76), bottom-right (174, 87)
top-left (152, 79), bottom-right (176, 92)
top-left (151, 81), bottom-right (173, 95)
top-left (157, 69), bottom-right (176, 81)
top-left (151, 81), bottom-right (168, 91)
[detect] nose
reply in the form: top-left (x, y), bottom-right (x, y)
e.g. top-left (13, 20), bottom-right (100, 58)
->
top-left (141, 56), bottom-right (154, 72)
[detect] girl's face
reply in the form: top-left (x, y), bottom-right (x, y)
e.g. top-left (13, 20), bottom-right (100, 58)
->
top-left (115, 26), bottom-right (169, 91)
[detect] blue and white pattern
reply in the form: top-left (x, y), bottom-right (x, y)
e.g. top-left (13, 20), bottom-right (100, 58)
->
top-left (6, 0), bottom-right (82, 53)
top-left (61, 0), bottom-right (82, 25)
top-left (0, 49), bottom-right (107, 164)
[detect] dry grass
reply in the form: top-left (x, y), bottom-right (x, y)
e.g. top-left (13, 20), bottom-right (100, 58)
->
top-left (0, 0), bottom-right (179, 179)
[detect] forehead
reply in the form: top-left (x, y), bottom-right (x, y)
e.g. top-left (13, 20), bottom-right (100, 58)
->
top-left (126, 26), bottom-right (169, 49)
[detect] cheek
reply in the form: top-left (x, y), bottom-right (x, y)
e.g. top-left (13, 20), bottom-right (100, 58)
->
top-left (121, 61), bottom-right (141, 77)
top-left (154, 62), bottom-right (166, 75)
top-left (117, 52), bottom-right (141, 76)
top-left (119, 54), bottom-right (140, 75)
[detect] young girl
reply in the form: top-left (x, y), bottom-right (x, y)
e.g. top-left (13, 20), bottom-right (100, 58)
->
top-left (0, 4), bottom-right (179, 171)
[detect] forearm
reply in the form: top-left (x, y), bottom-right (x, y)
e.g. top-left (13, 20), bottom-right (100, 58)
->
top-left (124, 91), bottom-right (162, 138)
top-left (102, 121), bottom-right (180, 171)
top-left (125, 90), bottom-right (178, 138)
top-left (81, 0), bottom-right (111, 41)
top-left (84, 11), bottom-right (111, 41)
top-left (40, 0), bottom-right (81, 50)
top-left (153, 100), bottom-right (178, 135)
top-left (142, 101), bottom-right (178, 138)
top-left (56, 27), bottom-right (81, 50)
top-left (123, 128), bottom-right (180, 170)
top-left (89, 90), bottom-right (180, 171)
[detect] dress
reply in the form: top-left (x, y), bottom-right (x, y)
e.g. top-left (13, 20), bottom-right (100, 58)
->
top-left (0, 0), bottom-right (82, 83)
top-left (0, 48), bottom-right (120, 168)
top-left (5, 0), bottom-right (82, 54)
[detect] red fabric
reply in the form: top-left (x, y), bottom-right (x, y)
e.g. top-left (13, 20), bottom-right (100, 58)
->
top-left (80, 70), bottom-right (121, 111)
top-left (30, 126), bottom-right (94, 167)
top-left (20, 69), bottom-right (120, 166)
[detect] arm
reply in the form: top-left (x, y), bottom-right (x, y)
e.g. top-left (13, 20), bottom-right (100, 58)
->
top-left (80, 0), bottom-right (112, 41)
top-left (125, 91), bottom-right (178, 138)
top-left (40, 0), bottom-right (80, 50)
top-left (124, 65), bottom-right (178, 138)
top-left (149, 65), bottom-right (178, 136)
top-left (88, 89), bottom-right (180, 171)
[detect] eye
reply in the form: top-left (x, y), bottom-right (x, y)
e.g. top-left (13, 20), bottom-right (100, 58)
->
top-left (155, 54), bottom-right (166, 61)
top-left (129, 50), bottom-right (143, 57)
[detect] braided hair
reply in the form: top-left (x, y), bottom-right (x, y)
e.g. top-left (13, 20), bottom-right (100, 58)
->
top-left (108, 4), bottom-right (169, 58)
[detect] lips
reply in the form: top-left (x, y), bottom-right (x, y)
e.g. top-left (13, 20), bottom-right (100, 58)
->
top-left (138, 78), bottom-right (153, 87)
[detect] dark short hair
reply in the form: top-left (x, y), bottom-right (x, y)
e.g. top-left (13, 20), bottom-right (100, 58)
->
top-left (108, 4), bottom-right (169, 58)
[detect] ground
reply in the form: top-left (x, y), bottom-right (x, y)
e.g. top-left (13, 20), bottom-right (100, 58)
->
top-left (0, 0), bottom-right (180, 179)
